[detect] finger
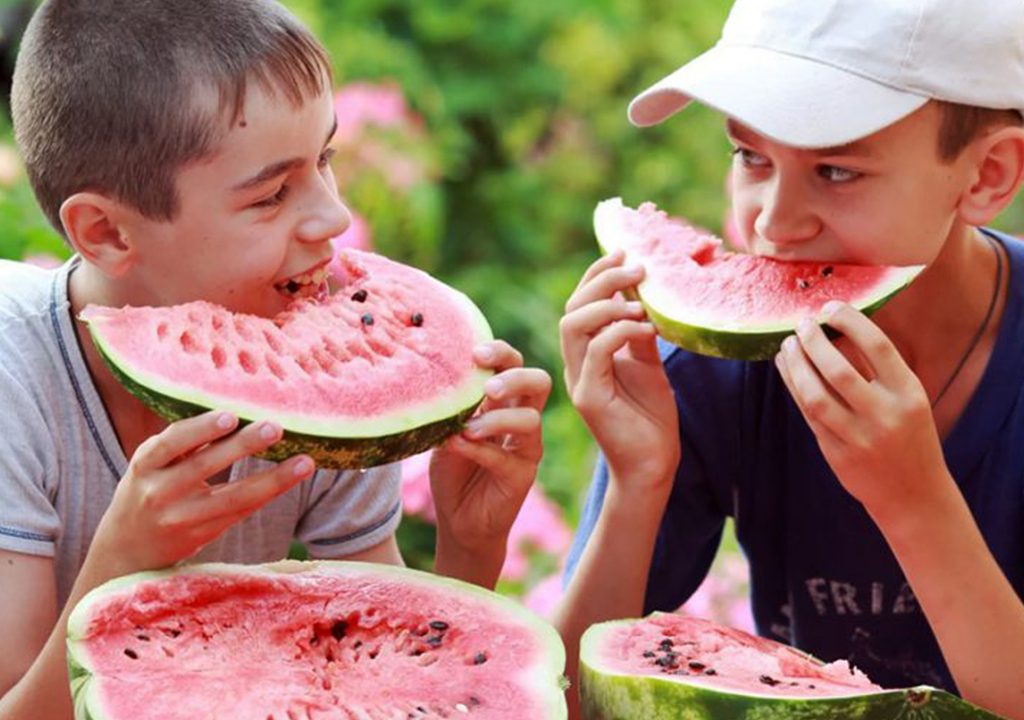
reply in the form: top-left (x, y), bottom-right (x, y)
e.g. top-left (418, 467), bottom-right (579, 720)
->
top-left (169, 420), bottom-right (286, 489)
top-left (481, 368), bottom-right (552, 413)
top-left (564, 264), bottom-right (645, 314)
top-left (473, 340), bottom-right (523, 373)
top-left (575, 320), bottom-right (657, 402)
top-left (794, 317), bottom-right (874, 411)
top-left (561, 300), bottom-right (647, 388)
top-left (775, 348), bottom-right (846, 449)
top-left (777, 336), bottom-right (851, 436)
top-left (573, 249), bottom-right (626, 294)
top-left (464, 406), bottom-right (541, 444)
top-left (179, 454), bottom-right (315, 529)
top-left (626, 326), bottom-right (662, 364)
top-left (132, 411), bottom-right (240, 473)
top-left (822, 303), bottom-right (908, 387)
top-left (444, 434), bottom-right (539, 484)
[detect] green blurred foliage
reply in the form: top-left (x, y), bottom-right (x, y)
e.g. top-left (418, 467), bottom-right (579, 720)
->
top-left (1, 0), bottom-right (1023, 574)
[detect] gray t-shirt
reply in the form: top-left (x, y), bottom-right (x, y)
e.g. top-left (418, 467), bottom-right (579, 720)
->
top-left (0, 258), bottom-right (402, 608)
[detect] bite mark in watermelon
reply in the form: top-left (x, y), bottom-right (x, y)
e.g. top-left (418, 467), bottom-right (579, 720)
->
top-left (80, 250), bottom-right (493, 468)
top-left (579, 612), bottom-right (1005, 719)
top-left (594, 198), bottom-right (925, 360)
top-left (67, 561), bottom-right (568, 720)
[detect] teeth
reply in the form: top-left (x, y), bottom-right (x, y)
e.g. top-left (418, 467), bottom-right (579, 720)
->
top-left (279, 266), bottom-right (330, 295)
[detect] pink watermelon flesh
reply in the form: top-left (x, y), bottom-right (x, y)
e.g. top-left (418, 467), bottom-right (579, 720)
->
top-left (595, 612), bottom-right (881, 698)
top-left (609, 200), bottom-right (917, 327)
top-left (69, 565), bottom-right (562, 719)
top-left (80, 250), bottom-right (489, 428)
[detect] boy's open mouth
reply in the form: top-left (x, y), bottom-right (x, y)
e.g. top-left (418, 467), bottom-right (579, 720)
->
top-left (275, 264), bottom-right (331, 302)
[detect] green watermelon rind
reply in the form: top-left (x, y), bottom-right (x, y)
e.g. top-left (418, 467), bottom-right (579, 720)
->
top-left (594, 198), bottom-right (925, 361)
top-left (82, 288), bottom-right (493, 468)
top-left (578, 617), bottom-right (1005, 720)
top-left (67, 561), bottom-right (569, 720)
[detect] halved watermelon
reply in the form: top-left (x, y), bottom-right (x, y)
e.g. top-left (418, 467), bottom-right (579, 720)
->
top-left (80, 250), bottom-right (493, 468)
top-left (579, 613), bottom-right (1003, 719)
top-left (67, 561), bottom-right (567, 720)
top-left (594, 198), bottom-right (924, 360)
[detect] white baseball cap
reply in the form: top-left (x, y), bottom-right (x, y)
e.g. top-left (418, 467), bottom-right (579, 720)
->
top-left (628, 0), bottom-right (1024, 148)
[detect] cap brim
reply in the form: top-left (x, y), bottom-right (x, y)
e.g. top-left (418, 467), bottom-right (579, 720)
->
top-left (628, 45), bottom-right (929, 148)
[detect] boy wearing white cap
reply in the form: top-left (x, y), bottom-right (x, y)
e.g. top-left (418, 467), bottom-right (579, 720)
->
top-left (555, 0), bottom-right (1024, 717)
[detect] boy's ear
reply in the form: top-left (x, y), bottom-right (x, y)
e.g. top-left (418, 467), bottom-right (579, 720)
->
top-left (958, 126), bottom-right (1024, 226)
top-left (59, 192), bottom-right (137, 278)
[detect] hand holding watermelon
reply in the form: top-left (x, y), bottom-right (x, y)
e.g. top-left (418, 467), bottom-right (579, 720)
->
top-left (85, 410), bottom-right (314, 579)
top-left (560, 249), bottom-right (681, 490)
top-left (430, 340), bottom-right (552, 589)
top-left (774, 302), bottom-right (949, 518)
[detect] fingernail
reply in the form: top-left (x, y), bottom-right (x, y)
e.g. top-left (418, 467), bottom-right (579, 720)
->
top-left (626, 264), bottom-right (644, 276)
top-left (823, 301), bottom-right (843, 316)
top-left (797, 317), bottom-right (815, 334)
top-left (217, 412), bottom-right (236, 430)
top-left (484, 377), bottom-right (504, 396)
top-left (292, 457), bottom-right (314, 477)
top-left (464, 419), bottom-right (484, 438)
top-left (259, 422), bottom-right (281, 441)
top-left (627, 301), bottom-right (645, 314)
top-left (474, 345), bottom-right (494, 362)
top-left (783, 336), bottom-right (798, 353)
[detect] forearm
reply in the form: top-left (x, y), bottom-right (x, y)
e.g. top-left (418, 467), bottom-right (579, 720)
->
top-left (871, 476), bottom-right (1024, 719)
top-left (551, 478), bottom-right (671, 719)
top-left (0, 556), bottom-right (122, 720)
top-left (434, 530), bottom-right (506, 590)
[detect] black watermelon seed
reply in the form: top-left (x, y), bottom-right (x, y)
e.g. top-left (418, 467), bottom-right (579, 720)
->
top-left (809, 684), bottom-right (816, 689)
top-left (473, 652), bottom-right (488, 665)
top-left (417, 707), bottom-right (427, 714)
top-left (704, 668), bottom-right (717, 676)
top-left (659, 638), bottom-right (674, 650)
top-left (426, 635), bottom-right (443, 646)
top-left (429, 620), bottom-right (449, 632)
top-left (136, 634), bottom-right (150, 642)
top-left (822, 266), bottom-right (834, 277)
top-left (642, 651), bottom-right (656, 658)
top-left (412, 648), bottom-right (425, 656)
top-left (797, 278), bottom-right (810, 290)
top-left (361, 313), bottom-right (374, 326)
top-left (759, 675), bottom-right (781, 687)
top-left (469, 697), bottom-right (481, 706)
top-left (351, 289), bottom-right (368, 302)
top-left (411, 313), bottom-right (424, 327)
top-left (688, 661), bottom-right (705, 671)
top-left (654, 655), bottom-right (676, 668)
top-left (124, 649), bottom-right (138, 659)
top-left (330, 620), bottom-right (347, 640)
top-left (353, 640), bottom-right (363, 649)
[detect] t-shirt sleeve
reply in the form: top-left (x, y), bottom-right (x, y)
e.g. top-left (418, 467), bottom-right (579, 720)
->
top-left (0, 365), bottom-right (60, 557)
top-left (564, 343), bottom-right (742, 614)
top-left (295, 463), bottom-right (403, 557)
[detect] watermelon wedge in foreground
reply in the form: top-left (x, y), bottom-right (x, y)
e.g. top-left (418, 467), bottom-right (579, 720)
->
top-left (594, 198), bottom-right (925, 360)
top-left (67, 561), bottom-right (567, 720)
top-left (580, 612), bottom-right (1004, 719)
top-left (80, 249), bottom-right (493, 468)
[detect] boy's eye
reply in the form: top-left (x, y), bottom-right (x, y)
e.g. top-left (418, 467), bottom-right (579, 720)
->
top-left (318, 147), bottom-right (337, 169)
top-left (732, 147), bottom-right (770, 169)
top-left (817, 165), bottom-right (861, 183)
top-left (252, 185), bottom-right (289, 208)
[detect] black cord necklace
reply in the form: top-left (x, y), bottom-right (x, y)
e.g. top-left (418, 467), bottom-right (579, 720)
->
top-left (931, 233), bottom-right (1002, 409)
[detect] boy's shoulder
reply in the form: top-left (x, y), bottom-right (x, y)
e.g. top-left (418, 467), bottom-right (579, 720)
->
top-left (0, 257), bottom-right (62, 326)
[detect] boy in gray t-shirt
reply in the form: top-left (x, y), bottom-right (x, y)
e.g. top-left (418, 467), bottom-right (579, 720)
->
top-left (0, 2), bottom-right (551, 718)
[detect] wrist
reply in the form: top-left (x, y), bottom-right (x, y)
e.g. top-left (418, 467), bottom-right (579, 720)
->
top-left (865, 469), bottom-right (963, 546)
top-left (434, 529), bottom-right (507, 590)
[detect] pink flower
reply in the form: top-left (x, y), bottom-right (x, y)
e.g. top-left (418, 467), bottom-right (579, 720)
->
top-left (333, 82), bottom-right (413, 144)
top-left (524, 573), bottom-right (565, 619)
top-left (501, 486), bottom-right (573, 582)
top-left (332, 209), bottom-right (373, 253)
top-left (399, 451), bottom-right (435, 522)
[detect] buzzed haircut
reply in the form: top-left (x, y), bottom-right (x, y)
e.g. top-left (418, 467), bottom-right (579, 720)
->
top-left (936, 101), bottom-right (1024, 163)
top-left (10, 0), bottom-right (332, 236)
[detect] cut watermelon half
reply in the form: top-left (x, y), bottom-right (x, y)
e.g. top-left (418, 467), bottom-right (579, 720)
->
top-left (67, 561), bottom-right (567, 720)
top-left (594, 198), bottom-right (925, 360)
top-left (580, 613), bottom-right (1003, 719)
top-left (80, 250), bottom-right (493, 468)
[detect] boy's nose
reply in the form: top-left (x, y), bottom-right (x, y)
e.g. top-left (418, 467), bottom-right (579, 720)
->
top-left (753, 180), bottom-right (820, 249)
top-left (296, 192), bottom-right (352, 245)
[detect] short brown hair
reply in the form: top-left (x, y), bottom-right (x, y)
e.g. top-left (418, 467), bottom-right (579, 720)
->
top-left (11, 0), bottom-right (332, 236)
top-left (935, 100), bottom-right (1023, 162)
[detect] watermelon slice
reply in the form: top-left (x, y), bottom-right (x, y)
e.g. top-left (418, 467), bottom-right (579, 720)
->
top-left (80, 250), bottom-right (493, 468)
top-left (580, 613), bottom-right (1003, 719)
top-left (594, 198), bottom-right (925, 360)
top-left (67, 561), bottom-right (568, 720)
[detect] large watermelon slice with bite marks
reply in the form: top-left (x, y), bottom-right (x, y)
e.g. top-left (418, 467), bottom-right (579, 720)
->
top-left (579, 612), bottom-right (1004, 719)
top-left (67, 561), bottom-right (567, 720)
top-left (594, 198), bottom-right (925, 360)
top-left (80, 249), bottom-right (493, 468)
